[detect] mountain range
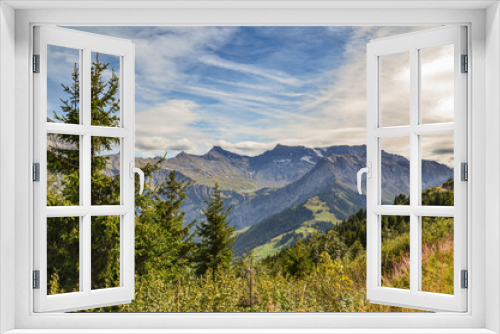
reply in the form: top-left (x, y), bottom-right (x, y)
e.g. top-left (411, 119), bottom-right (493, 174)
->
top-left (134, 144), bottom-right (453, 231)
top-left (49, 131), bottom-right (454, 258)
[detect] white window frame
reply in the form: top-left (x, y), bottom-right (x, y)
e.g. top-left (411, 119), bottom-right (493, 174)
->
top-left (1, 1), bottom-right (499, 333)
top-left (33, 26), bottom-right (136, 312)
top-left (365, 26), bottom-right (467, 312)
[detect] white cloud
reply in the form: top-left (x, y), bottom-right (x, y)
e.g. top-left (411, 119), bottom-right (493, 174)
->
top-left (421, 133), bottom-right (454, 166)
top-left (135, 100), bottom-right (213, 156)
top-left (421, 44), bottom-right (455, 124)
top-left (216, 140), bottom-right (277, 156)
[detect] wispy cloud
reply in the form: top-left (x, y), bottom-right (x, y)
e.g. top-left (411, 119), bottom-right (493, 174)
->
top-left (199, 54), bottom-right (303, 86)
top-left (69, 26), bottom-right (238, 108)
top-left (208, 79), bottom-right (308, 98)
top-left (183, 85), bottom-right (298, 107)
top-left (68, 26), bottom-right (453, 166)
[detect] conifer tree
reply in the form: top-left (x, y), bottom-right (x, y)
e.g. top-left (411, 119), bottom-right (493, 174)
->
top-left (47, 53), bottom-right (122, 291)
top-left (135, 168), bottom-right (195, 279)
top-left (282, 238), bottom-right (314, 278)
top-left (194, 184), bottom-right (235, 276)
top-left (159, 171), bottom-right (196, 277)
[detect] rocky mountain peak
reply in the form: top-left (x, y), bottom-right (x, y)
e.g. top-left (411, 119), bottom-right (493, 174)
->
top-left (206, 145), bottom-right (247, 160)
top-left (260, 144), bottom-right (315, 159)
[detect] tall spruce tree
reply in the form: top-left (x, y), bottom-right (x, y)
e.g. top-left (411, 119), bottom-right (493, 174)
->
top-left (135, 168), bottom-right (195, 279)
top-left (194, 184), bottom-right (235, 276)
top-left (158, 170), bottom-right (196, 278)
top-left (47, 53), bottom-right (122, 292)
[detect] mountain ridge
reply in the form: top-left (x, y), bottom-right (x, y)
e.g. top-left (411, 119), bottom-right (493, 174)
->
top-left (133, 144), bottom-right (453, 230)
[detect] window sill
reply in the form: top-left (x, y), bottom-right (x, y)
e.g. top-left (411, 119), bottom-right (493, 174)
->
top-left (4, 329), bottom-right (497, 334)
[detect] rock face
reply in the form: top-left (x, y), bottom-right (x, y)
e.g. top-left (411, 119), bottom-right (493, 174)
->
top-left (230, 154), bottom-right (366, 228)
top-left (249, 144), bottom-right (326, 188)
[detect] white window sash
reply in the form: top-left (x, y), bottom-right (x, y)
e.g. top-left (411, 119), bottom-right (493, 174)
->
top-left (33, 26), bottom-right (136, 313)
top-left (366, 25), bottom-right (468, 312)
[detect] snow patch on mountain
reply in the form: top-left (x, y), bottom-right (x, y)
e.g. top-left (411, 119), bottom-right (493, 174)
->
top-left (312, 149), bottom-right (324, 158)
top-left (301, 156), bottom-right (315, 164)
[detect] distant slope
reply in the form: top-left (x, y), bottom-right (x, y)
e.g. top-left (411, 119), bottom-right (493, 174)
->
top-left (234, 181), bottom-right (364, 258)
top-left (237, 191), bottom-right (362, 259)
top-left (230, 154), bottom-right (367, 228)
top-left (255, 180), bottom-right (454, 263)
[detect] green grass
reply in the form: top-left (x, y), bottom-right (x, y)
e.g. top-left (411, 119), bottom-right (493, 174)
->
top-left (188, 174), bottom-right (258, 193)
top-left (251, 224), bottom-right (331, 260)
top-left (303, 197), bottom-right (339, 224)
top-left (247, 197), bottom-right (340, 260)
top-left (233, 226), bottom-right (250, 237)
top-left (251, 235), bottom-right (288, 259)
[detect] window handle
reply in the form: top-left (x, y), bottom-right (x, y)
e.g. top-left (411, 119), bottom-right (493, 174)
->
top-left (129, 162), bottom-right (145, 195)
top-left (357, 162), bottom-right (371, 195)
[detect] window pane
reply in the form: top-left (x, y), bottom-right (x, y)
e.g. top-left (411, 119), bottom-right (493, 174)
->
top-left (47, 217), bottom-right (80, 295)
top-left (91, 137), bottom-right (120, 206)
top-left (380, 52), bottom-right (410, 127)
top-left (421, 217), bottom-right (454, 294)
top-left (91, 216), bottom-right (120, 290)
top-left (421, 45), bottom-right (454, 124)
top-left (47, 45), bottom-right (80, 124)
top-left (91, 52), bottom-right (121, 127)
top-left (381, 215), bottom-right (410, 290)
top-left (47, 134), bottom-right (80, 206)
top-left (421, 133), bottom-right (454, 206)
top-left (381, 137), bottom-right (410, 205)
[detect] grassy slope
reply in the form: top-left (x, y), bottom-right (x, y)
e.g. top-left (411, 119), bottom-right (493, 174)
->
top-left (341, 216), bottom-right (454, 312)
top-left (238, 196), bottom-right (340, 259)
top-left (232, 226), bottom-right (250, 237)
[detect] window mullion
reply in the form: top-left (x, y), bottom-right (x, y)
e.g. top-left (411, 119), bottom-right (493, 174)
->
top-left (372, 205), bottom-right (454, 217)
top-left (413, 123), bottom-right (454, 135)
top-left (409, 47), bottom-right (420, 295)
top-left (81, 47), bottom-right (91, 210)
top-left (45, 124), bottom-right (130, 138)
top-left (81, 47), bottom-right (92, 294)
top-left (81, 214), bottom-right (91, 293)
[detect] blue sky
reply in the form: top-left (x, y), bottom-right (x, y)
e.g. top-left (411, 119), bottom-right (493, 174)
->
top-left (47, 26), bottom-right (454, 166)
